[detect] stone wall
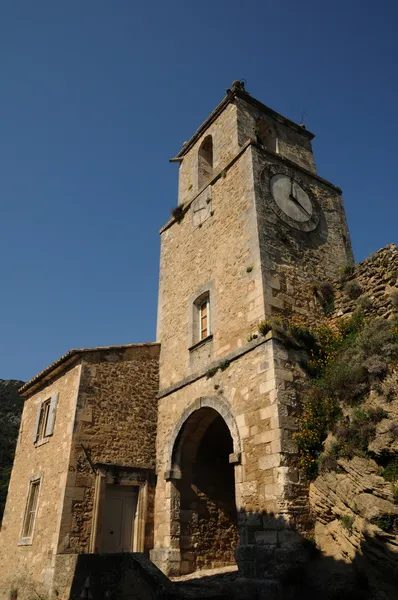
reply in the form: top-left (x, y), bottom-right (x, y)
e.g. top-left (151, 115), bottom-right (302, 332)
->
top-left (52, 553), bottom-right (176, 600)
top-left (330, 243), bottom-right (398, 322)
top-left (0, 343), bottom-right (160, 599)
top-left (236, 96), bottom-right (317, 174)
top-left (154, 92), bottom-right (353, 577)
top-left (177, 102), bottom-right (240, 206)
top-left (59, 344), bottom-right (160, 555)
top-left (252, 146), bottom-right (353, 325)
top-left (0, 363), bottom-right (82, 599)
top-left (152, 333), bottom-right (308, 576)
top-left (157, 147), bottom-right (265, 390)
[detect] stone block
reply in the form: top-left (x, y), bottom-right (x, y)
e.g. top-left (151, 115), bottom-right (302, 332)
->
top-left (259, 405), bottom-right (277, 421)
top-left (259, 454), bottom-right (281, 470)
top-left (255, 530), bottom-right (278, 545)
top-left (278, 529), bottom-right (303, 547)
top-left (259, 379), bottom-right (276, 395)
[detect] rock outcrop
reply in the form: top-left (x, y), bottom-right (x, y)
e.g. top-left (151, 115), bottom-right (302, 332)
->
top-left (0, 379), bottom-right (24, 523)
top-left (331, 243), bottom-right (398, 322)
top-left (307, 245), bottom-right (398, 598)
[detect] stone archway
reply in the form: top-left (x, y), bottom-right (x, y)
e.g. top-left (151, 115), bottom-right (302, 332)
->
top-left (165, 397), bottom-right (241, 479)
top-left (165, 398), bottom-right (241, 575)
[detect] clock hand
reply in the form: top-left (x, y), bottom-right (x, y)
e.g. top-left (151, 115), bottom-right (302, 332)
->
top-left (288, 191), bottom-right (312, 218)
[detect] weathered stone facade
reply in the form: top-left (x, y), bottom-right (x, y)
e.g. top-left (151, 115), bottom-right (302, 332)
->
top-left (152, 82), bottom-right (352, 577)
top-left (0, 344), bottom-right (159, 599)
top-left (0, 363), bottom-right (81, 598)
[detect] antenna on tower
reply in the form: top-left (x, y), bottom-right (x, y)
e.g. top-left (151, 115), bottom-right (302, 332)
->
top-left (299, 110), bottom-right (308, 129)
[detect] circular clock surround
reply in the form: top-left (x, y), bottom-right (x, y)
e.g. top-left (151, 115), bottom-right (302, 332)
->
top-left (260, 165), bottom-right (320, 232)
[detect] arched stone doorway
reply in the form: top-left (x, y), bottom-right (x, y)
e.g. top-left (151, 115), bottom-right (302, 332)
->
top-left (168, 403), bottom-right (240, 575)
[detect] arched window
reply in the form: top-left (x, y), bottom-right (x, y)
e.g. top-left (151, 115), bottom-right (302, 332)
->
top-left (255, 119), bottom-right (278, 153)
top-left (198, 135), bottom-right (213, 189)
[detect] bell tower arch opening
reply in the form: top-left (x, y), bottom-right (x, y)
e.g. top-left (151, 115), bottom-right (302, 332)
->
top-left (169, 405), bottom-right (239, 575)
top-left (255, 118), bottom-right (278, 153)
top-left (197, 135), bottom-right (214, 189)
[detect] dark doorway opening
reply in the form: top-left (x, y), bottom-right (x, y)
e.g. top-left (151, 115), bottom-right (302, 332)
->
top-left (175, 408), bottom-right (238, 574)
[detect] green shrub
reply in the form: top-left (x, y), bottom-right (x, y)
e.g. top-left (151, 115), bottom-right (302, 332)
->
top-left (318, 282), bottom-right (335, 315)
top-left (372, 513), bottom-right (398, 534)
top-left (344, 280), bottom-right (363, 300)
top-left (293, 314), bottom-right (398, 477)
top-left (339, 263), bottom-right (355, 278)
top-left (366, 407), bottom-right (388, 422)
top-left (390, 289), bottom-right (398, 308)
top-left (317, 359), bottom-right (368, 404)
top-left (335, 408), bottom-right (384, 459)
top-left (219, 359), bottom-right (231, 372)
top-left (358, 294), bottom-right (372, 310)
top-left (337, 309), bottom-right (365, 338)
top-left (388, 421), bottom-right (398, 437)
top-left (382, 456), bottom-right (398, 483)
top-left (206, 367), bottom-right (218, 379)
top-left (393, 486), bottom-right (398, 503)
top-left (289, 324), bottom-right (317, 348)
top-left (258, 320), bottom-right (272, 336)
top-left (171, 205), bottom-right (184, 222)
top-left (364, 355), bottom-right (388, 376)
top-left (318, 453), bottom-right (339, 474)
top-left (293, 388), bottom-right (340, 479)
top-left (339, 514), bottom-right (354, 533)
top-left (382, 378), bottom-right (396, 402)
top-left (356, 318), bottom-right (398, 359)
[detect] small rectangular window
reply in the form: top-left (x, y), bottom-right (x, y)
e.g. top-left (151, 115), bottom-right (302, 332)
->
top-left (33, 393), bottom-right (59, 444)
top-left (22, 479), bottom-right (40, 540)
top-left (199, 297), bottom-right (210, 340)
top-left (37, 399), bottom-right (51, 442)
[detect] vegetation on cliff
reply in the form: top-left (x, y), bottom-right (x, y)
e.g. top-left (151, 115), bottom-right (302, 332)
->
top-left (283, 312), bottom-right (398, 483)
top-left (0, 380), bottom-right (24, 522)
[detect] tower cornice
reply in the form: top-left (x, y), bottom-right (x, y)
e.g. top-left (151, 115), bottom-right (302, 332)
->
top-left (162, 139), bottom-right (341, 234)
top-left (171, 85), bottom-right (315, 162)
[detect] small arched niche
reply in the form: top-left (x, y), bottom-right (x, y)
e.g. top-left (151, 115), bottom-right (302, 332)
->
top-left (255, 119), bottom-right (278, 153)
top-left (198, 135), bottom-right (213, 189)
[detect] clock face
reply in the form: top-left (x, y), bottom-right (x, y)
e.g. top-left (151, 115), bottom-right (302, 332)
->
top-left (261, 167), bottom-right (319, 232)
top-left (271, 175), bottom-right (312, 223)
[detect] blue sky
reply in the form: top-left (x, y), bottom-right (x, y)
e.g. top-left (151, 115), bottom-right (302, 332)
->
top-left (1, 0), bottom-right (397, 381)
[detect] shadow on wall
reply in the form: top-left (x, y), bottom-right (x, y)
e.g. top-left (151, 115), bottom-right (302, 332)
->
top-left (61, 510), bottom-right (398, 600)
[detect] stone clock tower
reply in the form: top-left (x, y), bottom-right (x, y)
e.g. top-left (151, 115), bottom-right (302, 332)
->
top-left (151, 82), bottom-right (353, 577)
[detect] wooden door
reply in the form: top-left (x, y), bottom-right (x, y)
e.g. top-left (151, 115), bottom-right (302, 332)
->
top-left (101, 485), bottom-right (137, 553)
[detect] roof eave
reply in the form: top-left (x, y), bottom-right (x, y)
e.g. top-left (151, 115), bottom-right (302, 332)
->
top-left (19, 342), bottom-right (160, 397)
top-left (171, 87), bottom-right (315, 161)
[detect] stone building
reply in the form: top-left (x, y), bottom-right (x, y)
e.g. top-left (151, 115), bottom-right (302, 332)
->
top-left (0, 81), bottom-right (354, 597)
top-left (0, 344), bottom-right (159, 597)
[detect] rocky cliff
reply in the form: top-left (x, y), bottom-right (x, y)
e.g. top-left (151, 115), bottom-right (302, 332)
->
top-left (0, 379), bottom-right (24, 523)
top-left (304, 245), bottom-right (398, 598)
